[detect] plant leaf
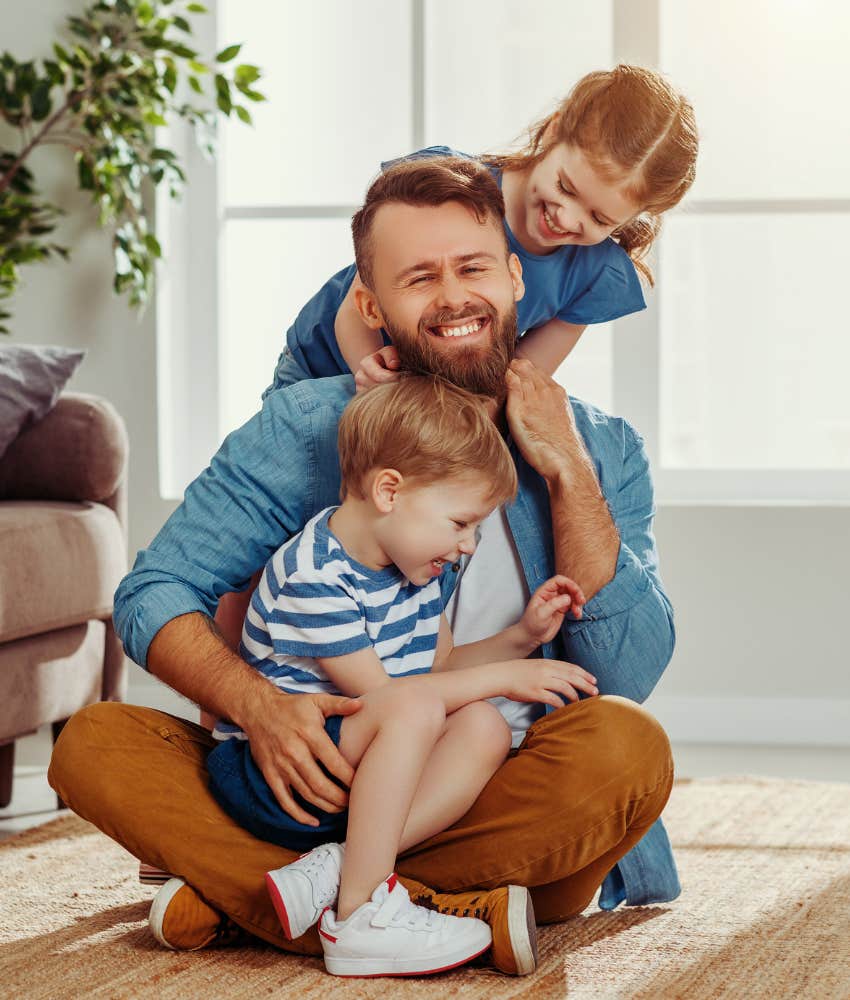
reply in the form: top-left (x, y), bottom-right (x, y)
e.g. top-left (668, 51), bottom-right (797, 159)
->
top-left (30, 79), bottom-right (53, 121)
top-left (216, 43), bottom-right (242, 63)
top-left (144, 233), bottom-right (162, 257)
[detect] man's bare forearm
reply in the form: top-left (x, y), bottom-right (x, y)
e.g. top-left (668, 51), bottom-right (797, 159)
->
top-left (547, 458), bottom-right (620, 600)
top-left (147, 612), bottom-right (275, 730)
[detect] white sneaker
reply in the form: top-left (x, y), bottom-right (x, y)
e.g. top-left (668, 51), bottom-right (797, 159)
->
top-left (319, 874), bottom-right (492, 978)
top-left (265, 842), bottom-right (344, 940)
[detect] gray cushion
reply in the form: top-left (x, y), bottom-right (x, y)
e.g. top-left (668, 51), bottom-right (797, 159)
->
top-left (0, 345), bottom-right (85, 460)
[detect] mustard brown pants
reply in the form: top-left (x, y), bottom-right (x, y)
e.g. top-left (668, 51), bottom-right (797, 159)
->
top-left (48, 695), bottom-right (673, 957)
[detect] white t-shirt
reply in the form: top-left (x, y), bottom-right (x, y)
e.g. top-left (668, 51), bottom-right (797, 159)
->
top-left (445, 508), bottom-right (545, 748)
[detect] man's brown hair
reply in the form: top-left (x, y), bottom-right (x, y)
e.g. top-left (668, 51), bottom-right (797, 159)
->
top-left (351, 156), bottom-right (507, 290)
top-left (337, 374), bottom-right (517, 505)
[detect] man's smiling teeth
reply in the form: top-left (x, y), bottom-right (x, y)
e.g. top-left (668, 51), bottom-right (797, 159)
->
top-left (543, 206), bottom-right (568, 235)
top-left (435, 320), bottom-right (482, 338)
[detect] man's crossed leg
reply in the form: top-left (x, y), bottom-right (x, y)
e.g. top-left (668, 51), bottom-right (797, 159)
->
top-left (48, 694), bottom-right (673, 968)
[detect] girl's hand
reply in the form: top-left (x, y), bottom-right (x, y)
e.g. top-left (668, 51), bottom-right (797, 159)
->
top-left (354, 345), bottom-right (402, 393)
top-left (497, 658), bottom-right (598, 709)
top-left (520, 574), bottom-right (586, 646)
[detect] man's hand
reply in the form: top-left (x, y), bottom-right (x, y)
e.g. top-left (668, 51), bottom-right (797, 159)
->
top-left (504, 359), bottom-right (619, 600)
top-left (354, 345), bottom-right (402, 393)
top-left (505, 358), bottom-right (578, 483)
top-left (241, 684), bottom-right (362, 826)
top-left (520, 575), bottom-right (586, 647)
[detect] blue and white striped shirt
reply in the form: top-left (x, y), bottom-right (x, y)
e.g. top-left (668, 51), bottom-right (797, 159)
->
top-left (213, 507), bottom-right (442, 740)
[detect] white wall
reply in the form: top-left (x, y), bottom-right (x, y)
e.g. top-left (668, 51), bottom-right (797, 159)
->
top-left (649, 506), bottom-right (850, 747)
top-left (5, 2), bottom-right (849, 745)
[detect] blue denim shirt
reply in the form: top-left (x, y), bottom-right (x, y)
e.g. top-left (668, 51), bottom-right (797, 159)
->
top-left (114, 375), bottom-right (679, 910)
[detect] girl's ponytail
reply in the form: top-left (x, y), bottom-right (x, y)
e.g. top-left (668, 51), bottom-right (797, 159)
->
top-left (613, 215), bottom-right (663, 287)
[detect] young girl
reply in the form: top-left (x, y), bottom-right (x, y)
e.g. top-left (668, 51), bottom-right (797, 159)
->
top-left (265, 64), bottom-right (698, 395)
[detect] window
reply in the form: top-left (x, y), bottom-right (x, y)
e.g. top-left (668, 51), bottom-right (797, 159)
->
top-left (159, 0), bottom-right (850, 503)
top-left (654, 0), bottom-right (850, 501)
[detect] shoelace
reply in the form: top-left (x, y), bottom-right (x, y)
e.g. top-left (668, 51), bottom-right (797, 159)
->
top-left (298, 847), bottom-right (340, 904)
top-left (372, 883), bottom-right (439, 931)
top-left (414, 892), bottom-right (490, 921)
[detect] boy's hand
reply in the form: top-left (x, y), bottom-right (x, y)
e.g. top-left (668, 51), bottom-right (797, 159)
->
top-left (520, 574), bottom-right (586, 646)
top-left (354, 345), bottom-right (402, 393)
top-left (496, 658), bottom-right (598, 709)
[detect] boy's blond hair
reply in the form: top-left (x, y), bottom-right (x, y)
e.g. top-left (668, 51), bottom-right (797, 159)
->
top-left (338, 375), bottom-right (517, 505)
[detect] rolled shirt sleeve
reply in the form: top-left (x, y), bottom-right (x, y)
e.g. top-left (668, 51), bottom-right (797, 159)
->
top-left (114, 379), bottom-right (352, 668)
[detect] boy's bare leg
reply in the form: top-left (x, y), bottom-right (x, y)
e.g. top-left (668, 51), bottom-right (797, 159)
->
top-left (333, 684), bottom-right (447, 919)
top-left (335, 695), bottom-right (511, 919)
top-left (397, 701), bottom-right (510, 853)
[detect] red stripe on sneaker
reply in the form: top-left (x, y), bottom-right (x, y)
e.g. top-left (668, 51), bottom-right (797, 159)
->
top-left (318, 906), bottom-right (337, 942)
top-left (264, 873), bottom-right (293, 940)
top-left (386, 873), bottom-right (398, 892)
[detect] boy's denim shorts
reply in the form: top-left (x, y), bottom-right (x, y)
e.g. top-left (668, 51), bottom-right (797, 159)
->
top-left (207, 714), bottom-right (348, 852)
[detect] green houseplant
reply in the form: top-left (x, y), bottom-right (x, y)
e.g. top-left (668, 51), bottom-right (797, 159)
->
top-left (0, 0), bottom-right (264, 334)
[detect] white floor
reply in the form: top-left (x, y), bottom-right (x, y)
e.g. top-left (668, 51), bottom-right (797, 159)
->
top-left (2, 722), bottom-right (849, 843)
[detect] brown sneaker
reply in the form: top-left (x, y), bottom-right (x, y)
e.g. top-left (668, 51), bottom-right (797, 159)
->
top-left (400, 879), bottom-right (538, 976)
top-left (149, 878), bottom-right (248, 950)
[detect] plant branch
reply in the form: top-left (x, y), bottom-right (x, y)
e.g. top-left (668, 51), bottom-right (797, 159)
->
top-left (0, 95), bottom-right (79, 195)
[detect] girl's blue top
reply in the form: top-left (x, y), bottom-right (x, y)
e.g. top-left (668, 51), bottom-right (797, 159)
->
top-left (269, 146), bottom-right (645, 392)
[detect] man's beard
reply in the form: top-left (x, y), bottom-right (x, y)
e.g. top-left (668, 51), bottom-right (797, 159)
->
top-left (381, 302), bottom-right (517, 401)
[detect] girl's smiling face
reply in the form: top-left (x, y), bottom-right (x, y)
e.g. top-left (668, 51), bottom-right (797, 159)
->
top-left (514, 143), bottom-right (641, 255)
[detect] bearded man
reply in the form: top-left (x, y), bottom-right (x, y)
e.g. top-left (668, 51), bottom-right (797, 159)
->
top-left (50, 157), bottom-right (678, 978)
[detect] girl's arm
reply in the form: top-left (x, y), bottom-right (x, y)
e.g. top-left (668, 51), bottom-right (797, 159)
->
top-left (334, 273), bottom-right (385, 374)
top-left (515, 318), bottom-right (587, 376)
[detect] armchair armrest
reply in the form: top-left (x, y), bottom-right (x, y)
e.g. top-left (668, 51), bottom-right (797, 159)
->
top-left (0, 393), bottom-right (128, 515)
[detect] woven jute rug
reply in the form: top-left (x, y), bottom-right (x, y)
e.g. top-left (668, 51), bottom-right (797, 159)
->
top-left (1, 777), bottom-right (849, 999)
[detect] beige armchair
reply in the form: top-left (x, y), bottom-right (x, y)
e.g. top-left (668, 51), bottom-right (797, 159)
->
top-left (0, 392), bottom-right (129, 807)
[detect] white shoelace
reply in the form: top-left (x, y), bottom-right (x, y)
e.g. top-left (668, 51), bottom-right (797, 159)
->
top-left (371, 882), bottom-right (440, 931)
top-left (298, 847), bottom-right (340, 904)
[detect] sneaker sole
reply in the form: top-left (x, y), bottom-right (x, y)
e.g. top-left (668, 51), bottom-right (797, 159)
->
top-left (507, 885), bottom-right (539, 976)
top-left (323, 941), bottom-right (491, 977)
top-left (264, 871), bottom-right (296, 940)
